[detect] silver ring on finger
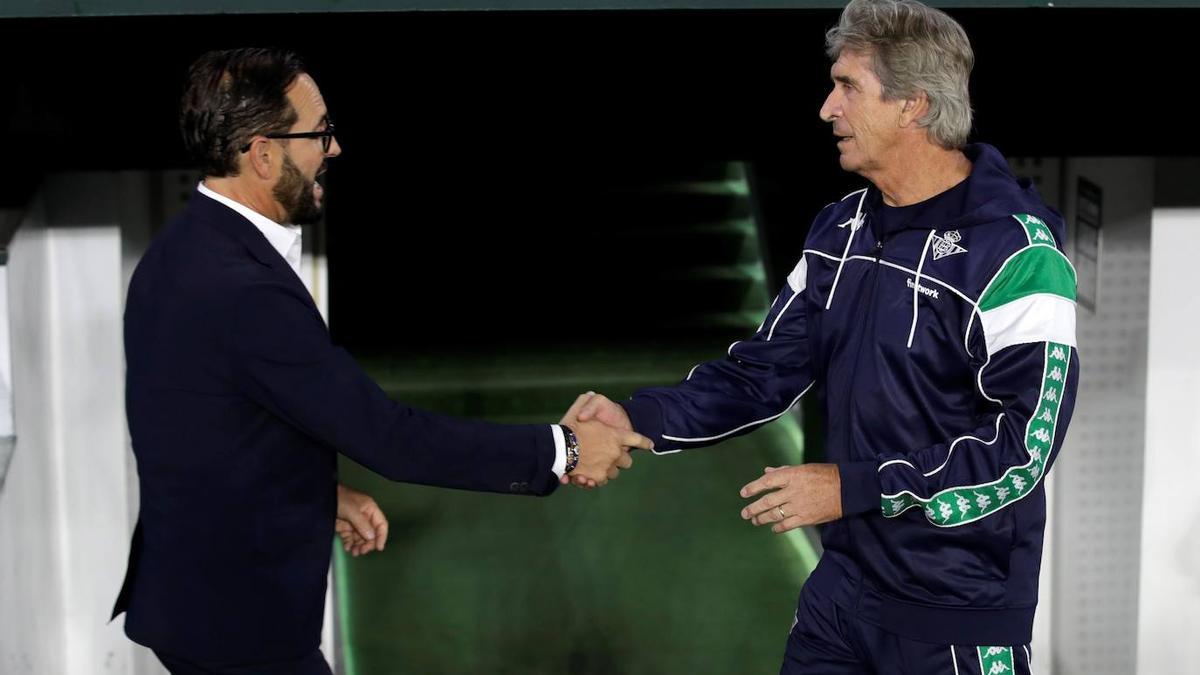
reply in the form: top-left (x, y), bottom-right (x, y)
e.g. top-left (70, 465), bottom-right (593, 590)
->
top-left (777, 506), bottom-right (787, 520)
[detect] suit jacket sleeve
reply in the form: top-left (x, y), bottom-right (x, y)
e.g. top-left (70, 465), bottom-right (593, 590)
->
top-left (228, 278), bottom-right (559, 496)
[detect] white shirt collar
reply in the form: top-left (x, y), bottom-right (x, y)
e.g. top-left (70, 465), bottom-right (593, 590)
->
top-left (197, 181), bottom-right (303, 277)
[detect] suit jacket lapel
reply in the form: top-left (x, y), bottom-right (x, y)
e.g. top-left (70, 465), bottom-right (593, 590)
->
top-left (190, 190), bottom-right (324, 322)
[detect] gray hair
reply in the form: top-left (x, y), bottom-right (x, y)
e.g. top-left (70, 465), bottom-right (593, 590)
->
top-left (826, 0), bottom-right (974, 149)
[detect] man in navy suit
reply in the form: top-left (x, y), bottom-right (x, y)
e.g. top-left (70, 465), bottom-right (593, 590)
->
top-left (112, 48), bottom-right (650, 675)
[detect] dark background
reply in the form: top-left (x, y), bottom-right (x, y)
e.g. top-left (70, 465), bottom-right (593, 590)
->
top-left (3, 8), bottom-right (1193, 354)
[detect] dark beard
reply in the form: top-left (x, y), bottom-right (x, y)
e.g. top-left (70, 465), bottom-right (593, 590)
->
top-left (274, 153), bottom-right (323, 225)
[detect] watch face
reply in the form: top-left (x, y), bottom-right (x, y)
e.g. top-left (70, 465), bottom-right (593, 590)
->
top-left (561, 425), bottom-right (580, 472)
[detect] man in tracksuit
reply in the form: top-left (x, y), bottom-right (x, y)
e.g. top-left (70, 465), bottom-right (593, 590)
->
top-left (575, 1), bottom-right (1078, 672)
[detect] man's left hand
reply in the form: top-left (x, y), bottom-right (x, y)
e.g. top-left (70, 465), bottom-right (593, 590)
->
top-left (739, 464), bottom-right (843, 533)
top-left (336, 483), bottom-right (389, 557)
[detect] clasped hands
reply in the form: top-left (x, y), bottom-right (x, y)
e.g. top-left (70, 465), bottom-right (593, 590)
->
top-left (562, 393), bottom-right (844, 533)
top-left (557, 392), bottom-right (652, 489)
top-left (333, 394), bottom-right (652, 558)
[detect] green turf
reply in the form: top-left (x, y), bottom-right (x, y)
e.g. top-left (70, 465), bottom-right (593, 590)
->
top-left (334, 348), bottom-right (817, 674)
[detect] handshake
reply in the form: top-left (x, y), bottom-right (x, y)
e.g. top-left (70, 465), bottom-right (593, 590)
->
top-left (339, 393), bottom-right (847, 556)
top-left (554, 392), bottom-right (845, 533)
top-left (557, 392), bottom-right (649, 489)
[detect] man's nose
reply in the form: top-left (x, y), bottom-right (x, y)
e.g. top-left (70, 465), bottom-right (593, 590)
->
top-left (819, 90), bottom-right (839, 123)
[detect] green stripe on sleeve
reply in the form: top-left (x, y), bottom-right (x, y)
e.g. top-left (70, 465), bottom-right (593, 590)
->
top-left (881, 342), bottom-right (1071, 526)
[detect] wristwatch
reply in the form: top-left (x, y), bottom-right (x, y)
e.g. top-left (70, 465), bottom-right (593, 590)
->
top-left (560, 424), bottom-right (580, 474)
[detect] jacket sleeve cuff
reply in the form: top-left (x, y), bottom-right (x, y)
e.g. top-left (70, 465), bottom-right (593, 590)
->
top-left (620, 397), bottom-right (665, 451)
top-left (837, 461), bottom-right (882, 517)
top-left (525, 425), bottom-right (561, 497)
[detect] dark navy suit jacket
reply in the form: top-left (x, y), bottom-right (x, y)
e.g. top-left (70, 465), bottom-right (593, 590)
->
top-left (113, 190), bottom-right (558, 664)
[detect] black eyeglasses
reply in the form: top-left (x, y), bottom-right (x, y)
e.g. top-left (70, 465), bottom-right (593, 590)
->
top-left (239, 119), bottom-right (336, 154)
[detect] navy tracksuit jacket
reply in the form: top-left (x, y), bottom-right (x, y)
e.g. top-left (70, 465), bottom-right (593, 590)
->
top-left (624, 144), bottom-right (1079, 648)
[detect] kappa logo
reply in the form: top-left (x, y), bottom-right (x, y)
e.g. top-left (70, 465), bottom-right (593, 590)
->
top-left (931, 230), bottom-right (967, 260)
top-left (838, 214), bottom-right (866, 231)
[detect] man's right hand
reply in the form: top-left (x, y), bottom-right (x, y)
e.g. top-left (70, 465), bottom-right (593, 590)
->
top-left (576, 392), bottom-right (632, 432)
top-left (559, 393), bottom-right (651, 488)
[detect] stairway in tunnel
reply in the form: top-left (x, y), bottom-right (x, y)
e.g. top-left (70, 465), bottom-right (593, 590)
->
top-left (332, 160), bottom-right (818, 675)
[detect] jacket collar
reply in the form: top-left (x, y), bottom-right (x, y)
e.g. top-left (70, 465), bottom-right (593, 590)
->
top-left (189, 188), bottom-right (288, 270)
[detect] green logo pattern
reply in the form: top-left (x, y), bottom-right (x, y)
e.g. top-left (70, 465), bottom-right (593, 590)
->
top-left (977, 645), bottom-right (1015, 674)
top-left (1015, 213), bottom-right (1056, 247)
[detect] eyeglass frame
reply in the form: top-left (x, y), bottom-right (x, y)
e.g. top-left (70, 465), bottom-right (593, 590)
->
top-left (239, 119), bottom-right (336, 154)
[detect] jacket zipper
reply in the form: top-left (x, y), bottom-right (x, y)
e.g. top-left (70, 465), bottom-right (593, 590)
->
top-left (842, 234), bottom-right (886, 463)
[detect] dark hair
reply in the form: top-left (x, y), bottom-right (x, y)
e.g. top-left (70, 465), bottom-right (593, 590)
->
top-left (179, 48), bottom-right (306, 177)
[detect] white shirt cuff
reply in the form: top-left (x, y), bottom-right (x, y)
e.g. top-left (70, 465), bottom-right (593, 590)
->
top-left (550, 425), bottom-right (567, 479)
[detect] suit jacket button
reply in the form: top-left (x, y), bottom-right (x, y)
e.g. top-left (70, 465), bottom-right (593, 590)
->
top-left (510, 482), bottom-right (522, 493)
top-left (519, 482), bottom-right (530, 492)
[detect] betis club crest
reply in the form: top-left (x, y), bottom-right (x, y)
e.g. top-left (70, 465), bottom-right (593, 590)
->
top-left (932, 230), bottom-right (967, 260)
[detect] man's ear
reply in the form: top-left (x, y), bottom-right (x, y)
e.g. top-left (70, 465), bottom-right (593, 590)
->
top-left (243, 137), bottom-right (275, 179)
top-left (899, 91), bottom-right (930, 128)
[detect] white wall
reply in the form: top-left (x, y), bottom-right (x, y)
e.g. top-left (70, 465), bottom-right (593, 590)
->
top-left (0, 174), bottom-right (140, 673)
top-left (1051, 158), bottom-right (1153, 675)
top-left (1137, 207), bottom-right (1200, 675)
